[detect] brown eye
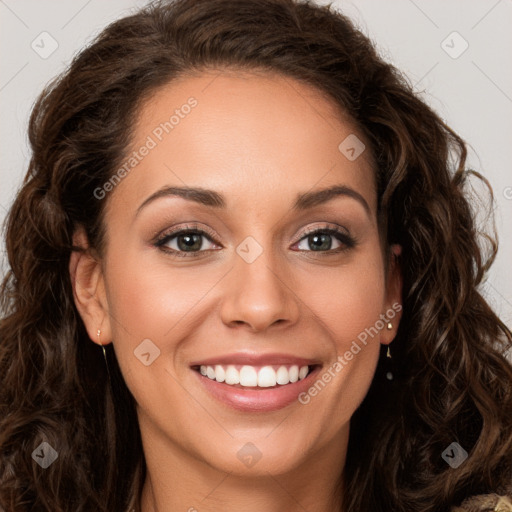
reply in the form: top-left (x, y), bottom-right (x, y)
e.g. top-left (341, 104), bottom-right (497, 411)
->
top-left (157, 230), bottom-right (217, 254)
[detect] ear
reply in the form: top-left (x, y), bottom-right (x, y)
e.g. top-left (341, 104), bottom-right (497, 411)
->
top-left (380, 244), bottom-right (403, 345)
top-left (69, 226), bottom-right (112, 346)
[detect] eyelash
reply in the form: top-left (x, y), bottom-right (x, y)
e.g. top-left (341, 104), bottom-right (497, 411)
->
top-left (154, 223), bottom-right (357, 258)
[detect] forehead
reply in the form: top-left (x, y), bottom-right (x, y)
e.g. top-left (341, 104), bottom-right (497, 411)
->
top-left (106, 70), bottom-right (377, 217)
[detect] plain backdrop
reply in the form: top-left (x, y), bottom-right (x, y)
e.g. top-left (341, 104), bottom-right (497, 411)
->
top-left (1, 0), bottom-right (511, 339)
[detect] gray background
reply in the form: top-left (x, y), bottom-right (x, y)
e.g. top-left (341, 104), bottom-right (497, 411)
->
top-left (1, 0), bottom-right (511, 336)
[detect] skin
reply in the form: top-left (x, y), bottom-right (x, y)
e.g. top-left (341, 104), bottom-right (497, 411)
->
top-left (70, 70), bottom-right (402, 512)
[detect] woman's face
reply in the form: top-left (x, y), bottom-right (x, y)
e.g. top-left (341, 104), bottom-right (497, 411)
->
top-left (74, 70), bottom-right (401, 478)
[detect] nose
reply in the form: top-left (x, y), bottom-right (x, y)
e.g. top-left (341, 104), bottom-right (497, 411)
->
top-left (219, 242), bottom-right (300, 333)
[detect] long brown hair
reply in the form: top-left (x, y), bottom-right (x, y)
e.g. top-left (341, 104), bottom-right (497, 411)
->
top-left (1, 0), bottom-right (511, 510)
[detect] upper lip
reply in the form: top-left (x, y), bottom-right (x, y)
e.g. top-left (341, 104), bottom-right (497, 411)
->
top-left (189, 352), bottom-right (322, 367)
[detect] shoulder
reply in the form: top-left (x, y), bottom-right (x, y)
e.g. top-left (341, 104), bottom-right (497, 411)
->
top-left (451, 494), bottom-right (512, 512)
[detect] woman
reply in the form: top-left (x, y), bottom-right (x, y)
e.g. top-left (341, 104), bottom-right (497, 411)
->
top-left (1, 0), bottom-right (511, 510)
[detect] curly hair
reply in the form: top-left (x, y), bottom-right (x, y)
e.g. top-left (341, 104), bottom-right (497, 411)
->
top-left (1, 0), bottom-right (511, 510)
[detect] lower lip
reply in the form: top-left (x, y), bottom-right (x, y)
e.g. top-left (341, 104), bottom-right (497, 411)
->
top-left (192, 366), bottom-right (322, 412)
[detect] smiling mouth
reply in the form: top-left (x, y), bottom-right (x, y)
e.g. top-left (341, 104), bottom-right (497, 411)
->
top-left (191, 363), bottom-right (320, 389)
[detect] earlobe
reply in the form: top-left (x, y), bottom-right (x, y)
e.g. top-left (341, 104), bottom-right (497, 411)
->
top-left (381, 243), bottom-right (403, 345)
top-left (69, 227), bottom-right (112, 345)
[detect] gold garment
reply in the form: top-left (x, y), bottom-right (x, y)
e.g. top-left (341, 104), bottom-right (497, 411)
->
top-left (451, 494), bottom-right (512, 512)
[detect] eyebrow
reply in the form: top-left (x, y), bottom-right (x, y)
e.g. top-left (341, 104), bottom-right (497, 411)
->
top-left (135, 184), bottom-right (371, 217)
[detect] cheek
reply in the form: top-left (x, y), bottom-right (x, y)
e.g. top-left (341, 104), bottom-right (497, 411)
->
top-left (296, 251), bottom-right (385, 404)
top-left (300, 274), bottom-right (385, 422)
top-left (104, 249), bottom-right (218, 340)
top-left (102, 249), bottom-right (227, 389)
top-left (300, 255), bottom-right (386, 346)
top-left (102, 259), bottom-right (205, 416)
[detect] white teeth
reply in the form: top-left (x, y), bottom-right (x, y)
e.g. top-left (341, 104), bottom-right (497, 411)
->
top-left (225, 365), bottom-right (240, 385)
top-left (198, 363), bottom-right (312, 388)
top-left (276, 366), bottom-right (290, 385)
top-left (257, 366), bottom-right (277, 387)
top-left (239, 365), bottom-right (258, 386)
top-left (214, 365), bottom-right (225, 383)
